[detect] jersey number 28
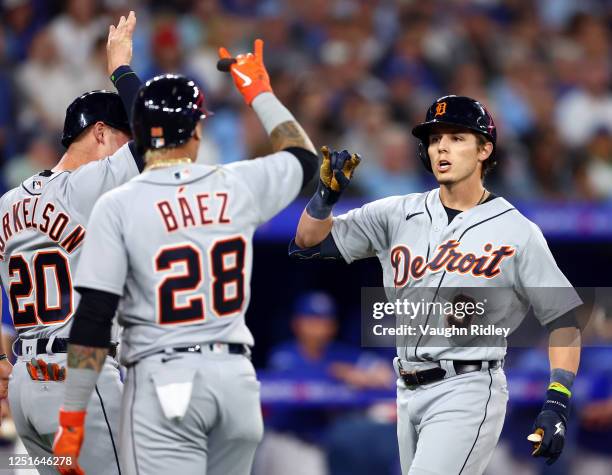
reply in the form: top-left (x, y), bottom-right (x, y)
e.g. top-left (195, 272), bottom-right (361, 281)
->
top-left (154, 237), bottom-right (246, 325)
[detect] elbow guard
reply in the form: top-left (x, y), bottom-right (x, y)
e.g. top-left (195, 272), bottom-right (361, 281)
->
top-left (288, 234), bottom-right (343, 260)
top-left (70, 288), bottom-right (119, 348)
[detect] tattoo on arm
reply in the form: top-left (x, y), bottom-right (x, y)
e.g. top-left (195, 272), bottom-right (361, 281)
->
top-left (269, 121), bottom-right (316, 154)
top-left (67, 344), bottom-right (108, 372)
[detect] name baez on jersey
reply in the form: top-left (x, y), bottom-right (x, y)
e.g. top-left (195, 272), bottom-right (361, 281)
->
top-left (156, 189), bottom-right (231, 232)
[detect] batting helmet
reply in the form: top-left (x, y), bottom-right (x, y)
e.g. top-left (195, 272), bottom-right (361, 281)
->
top-left (131, 74), bottom-right (208, 154)
top-left (61, 90), bottom-right (131, 148)
top-left (411, 95), bottom-right (496, 173)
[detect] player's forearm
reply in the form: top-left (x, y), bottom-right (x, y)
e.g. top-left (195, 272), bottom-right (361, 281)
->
top-left (63, 344), bottom-right (108, 411)
top-left (63, 289), bottom-right (117, 411)
top-left (295, 209), bottom-right (333, 248)
top-left (549, 327), bottom-right (581, 374)
top-left (547, 327), bottom-right (580, 395)
top-left (252, 93), bottom-right (316, 154)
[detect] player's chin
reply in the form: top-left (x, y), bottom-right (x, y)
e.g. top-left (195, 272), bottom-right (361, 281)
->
top-left (434, 172), bottom-right (455, 185)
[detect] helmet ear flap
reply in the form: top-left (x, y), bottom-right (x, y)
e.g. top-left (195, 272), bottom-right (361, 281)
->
top-left (418, 141), bottom-right (432, 173)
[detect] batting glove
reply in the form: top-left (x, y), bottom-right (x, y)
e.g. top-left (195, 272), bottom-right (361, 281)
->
top-left (53, 409), bottom-right (86, 475)
top-left (528, 384), bottom-right (570, 465)
top-left (306, 146), bottom-right (361, 219)
top-left (27, 358), bottom-right (66, 381)
top-left (218, 39), bottom-right (272, 106)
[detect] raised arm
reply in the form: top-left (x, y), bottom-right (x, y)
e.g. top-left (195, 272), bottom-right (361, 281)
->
top-left (107, 11), bottom-right (142, 124)
top-left (217, 39), bottom-right (317, 187)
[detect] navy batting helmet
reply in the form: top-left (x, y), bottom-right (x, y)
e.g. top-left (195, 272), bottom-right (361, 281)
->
top-left (61, 90), bottom-right (131, 148)
top-left (131, 74), bottom-right (208, 154)
top-left (411, 95), bottom-right (496, 173)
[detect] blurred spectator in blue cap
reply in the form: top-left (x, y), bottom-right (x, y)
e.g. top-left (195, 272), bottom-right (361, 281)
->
top-left (255, 291), bottom-right (348, 475)
top-left (255, 291), bottom-right (395, 475)
top-left (267, 291), bottom-right (347, 374)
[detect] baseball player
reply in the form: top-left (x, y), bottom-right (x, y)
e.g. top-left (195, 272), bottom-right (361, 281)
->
top-left (0, 12), bottom-right (144, 474)
top-left (52, 39), bottom-right (318, 475)
top-left (290, 95), bottom-right (582, 474)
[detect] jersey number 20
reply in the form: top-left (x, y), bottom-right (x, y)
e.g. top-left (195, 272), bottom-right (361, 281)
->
top-left (8, 250), bottom-right (72, 327)
top-left (154, 237), bottom-right (246, 325)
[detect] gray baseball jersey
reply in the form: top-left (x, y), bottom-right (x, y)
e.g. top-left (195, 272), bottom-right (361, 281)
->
top-left (1, 143), bottom-right (137, 475)
top-left (331, 188), bottom-right (582, 362)
top-left (0, 143), bottom-right (139, 339)
top-left (332, 188), bottom-right (581, 475)
top-left (75, 151), bottom-right (303, 365)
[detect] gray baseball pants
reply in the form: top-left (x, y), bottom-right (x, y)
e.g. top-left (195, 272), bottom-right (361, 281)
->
top-left (396, 361), bottom-right (508, 475)
top-left (120, 350), bottom-right (263, 475)
top-left (9, 350), bottom-right (122, 475)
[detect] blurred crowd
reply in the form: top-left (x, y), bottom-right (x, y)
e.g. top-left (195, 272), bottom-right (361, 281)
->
top-left (0, 0), bottom-right (611, 199)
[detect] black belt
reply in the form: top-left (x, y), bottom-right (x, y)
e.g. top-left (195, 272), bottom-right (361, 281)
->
top-left (159, 343), bottom-right (249, 355)
top-left (399, 360), bottom-right (501, 386)
top-left (15, 338), bottom-right (117, 359)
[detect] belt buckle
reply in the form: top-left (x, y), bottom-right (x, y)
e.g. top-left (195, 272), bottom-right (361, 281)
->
top-left (399, 368), bottom-right (419, 387)
top-left (210, 343), bottom-right (226, 354)
top-left (21, 339), bottom-right (37, 358)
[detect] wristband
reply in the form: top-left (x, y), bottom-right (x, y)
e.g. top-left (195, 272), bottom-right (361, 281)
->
top-left (110, 65), bottom-right (136, 86)
top-left (63, 367), bottom-right (101, 412)
top-left (0, 354), bottom-right (7, 361)
top-left (251, 93), bottom-right (295, 135)
top-left (548, 382), bottom-right (571, 398)
top-left (305, 181), bottom-right (340, 219)
top-left (550, 368), bottom-right (575, 392)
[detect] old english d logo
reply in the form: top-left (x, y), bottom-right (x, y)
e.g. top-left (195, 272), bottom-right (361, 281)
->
top-left (434, 102), bottom-right (447, 117)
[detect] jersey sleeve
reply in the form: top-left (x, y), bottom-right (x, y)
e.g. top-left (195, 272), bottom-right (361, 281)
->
top-left (74, 193), bottom-right (128, 296)
top-left (65, 143), bottom-right (139, 219)
top-left (225, 151), bottom-right (303, 224)
top-left (331, 197), bottom-right (393, 263)
top-left (516, 222), bottom-right (582, 325)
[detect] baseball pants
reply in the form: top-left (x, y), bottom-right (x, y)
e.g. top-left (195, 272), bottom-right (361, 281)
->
top-left (120, 350), bottom-right (263, 475)
top-left (9, 350), bottom-right (122, 475)
top-left (396, 363), bottom-right (508, 475)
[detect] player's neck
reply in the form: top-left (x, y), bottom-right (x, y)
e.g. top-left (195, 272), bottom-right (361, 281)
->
top-left (145, 157), bottom-right (194, 171)
top-left (439, 177), bottom-right (487, 211)
top-left (144, 144), bottom-right (197, 170)
top-left (52, 144), bottom-right (100, 172)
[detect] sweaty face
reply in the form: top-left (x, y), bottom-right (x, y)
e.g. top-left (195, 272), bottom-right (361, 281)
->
top-left (427, 125), bottom-right (489, 185)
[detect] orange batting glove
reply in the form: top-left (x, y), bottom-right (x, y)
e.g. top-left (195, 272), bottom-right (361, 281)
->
top-left (53, 409), bottom-right (86, 475)
top-left (218, 39), bottom-right (272, 106)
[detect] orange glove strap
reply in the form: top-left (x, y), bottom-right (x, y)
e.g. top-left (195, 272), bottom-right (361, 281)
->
top-left (59, 410), bottom-right (86, 426)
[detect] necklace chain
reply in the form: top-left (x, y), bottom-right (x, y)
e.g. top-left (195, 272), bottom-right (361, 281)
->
top-left (145, 157), bottom-right (193, 171)
top-left (477, 188), bottom-right (489, 205)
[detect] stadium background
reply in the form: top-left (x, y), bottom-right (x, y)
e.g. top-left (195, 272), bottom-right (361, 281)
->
top-left (0, 0), bottom-right (611, 474)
